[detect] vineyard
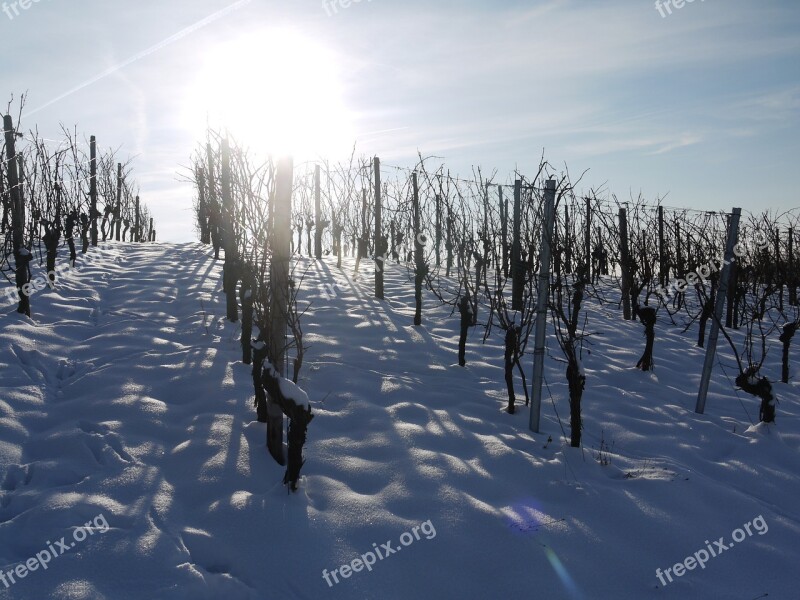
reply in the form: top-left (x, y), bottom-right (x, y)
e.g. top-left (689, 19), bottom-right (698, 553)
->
top-left (2, 103), bottom-right (157, 319)
top-left (0, 119), bottom-right (797, 599)
top-left (189, 129), bottom-right (799, 481)
top-left (2, 0), bottom-right (798, 596)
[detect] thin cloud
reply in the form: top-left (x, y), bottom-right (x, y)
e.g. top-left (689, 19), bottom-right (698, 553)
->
top-left (25, 0), bottom-right (253, 118)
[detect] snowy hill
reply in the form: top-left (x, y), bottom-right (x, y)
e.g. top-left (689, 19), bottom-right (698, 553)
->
top-left (0, 243), bottom-right (798, 600)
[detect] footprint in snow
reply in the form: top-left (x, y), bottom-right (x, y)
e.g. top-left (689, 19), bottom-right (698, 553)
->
top-left (82, 429), bottom-right (134, 466)
top-left (1, 463), bottom-right (33, 492)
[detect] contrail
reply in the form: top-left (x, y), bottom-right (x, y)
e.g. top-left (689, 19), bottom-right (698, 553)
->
top-left (357, 126), bottom-right (410, 138)
top-left (26, 0), bottom-right (253, 118)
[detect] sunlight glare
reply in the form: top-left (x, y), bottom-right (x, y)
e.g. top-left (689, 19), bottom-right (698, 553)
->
top-left (184, 29), bottom-right (355, 158)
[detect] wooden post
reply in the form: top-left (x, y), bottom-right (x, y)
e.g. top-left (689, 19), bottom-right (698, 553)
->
top-left (197, 167), bottom-right (209, 244)
top-left (674, 220), bottom-right (683, 308)
top-left (374, 156), bottom-right (384, 299)
top-left (446, 203), bottom-right (453, 277)
top-left (354, 191), bottom-right (364, 274)
top-left (726, 250), bottom-right (739, 328)
top-left (564, 203), bottom-right (572, 273)
top-left (314, 164), bottom-right (322, 260)
top-left (361, 189), bottom-right (368, 254)
top-left (134, 196), bottom-right (140, 242)
top-left (776, 228), bottom-right (783, 312)
top-left (476, 182), bottom-right (489, 247)
top-left (789, 227), bottom-right (796, 305)
top-left (220, 139), bottom-right (235, 255)
top-left (90, 135), bottom-right (98, 246)
top-left (267, 156), bottom-right (294, 464)
top-left (552, 197), bottom-right (560, 280)
top-left (483, 182), bottom-right (489, 255)
top-left (619, 208), bottom-right (632, 320)
top-left (115, 163), bottom-right (122, 241)
top-left (4, 116), bottom-right (24, 252)
top-left (512, 180), bottom-right (523, 311)
top-left (205, 144), bottom-right (221, 259)
top-left (4, 115), bottom-right (31, 314)
top-left (17, 154), bottom-right (26, 247)
top-left (221, 138), bottom-right (238, 322)
top-left (149, 218), bottom-right (153, 242)
top-left (413, 172), bottom-right (423, 326)
top-left (459, 220), bottom-right (466, 275)
top-left (584, 197), bottom-right (591, 279)
top-left (269, 156), bottom-right (292, 356)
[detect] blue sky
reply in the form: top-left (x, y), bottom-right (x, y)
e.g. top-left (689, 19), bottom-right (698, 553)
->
top-left (4, 0), bottom-right (799, 240)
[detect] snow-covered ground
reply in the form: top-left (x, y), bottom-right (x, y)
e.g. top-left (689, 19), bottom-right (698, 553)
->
top-left (0, 243), bottom-right (797, 600)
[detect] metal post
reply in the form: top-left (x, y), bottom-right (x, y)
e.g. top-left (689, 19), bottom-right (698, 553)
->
top-left (530, 179), bottom-right (557, 433)
top-left (115, 163), bottom-right (122, 241)
top-left (314, 164), bottom-right (322, 259)
top-left (435, 193), bottom-right (441, 267)
top-left (696, 207), bottom-right (742, 414)
top-left (90, 135), bottom-right (98, 246)
top-left (500, 185), bottom-right (508, 278)
top-left (658, 206), bottom-right (666, 286)
top-left (374, 156), bottom-right (384, 299)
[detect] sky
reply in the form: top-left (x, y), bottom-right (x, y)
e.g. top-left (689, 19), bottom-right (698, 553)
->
top-left (3, 0), bottom-right (799, 241)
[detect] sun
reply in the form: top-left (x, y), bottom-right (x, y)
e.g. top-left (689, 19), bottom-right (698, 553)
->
top-left (183, 29), bottom-right (355, 159)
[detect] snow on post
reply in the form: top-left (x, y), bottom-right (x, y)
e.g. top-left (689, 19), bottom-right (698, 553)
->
top-left (262, 364), bottom-right (314, 492)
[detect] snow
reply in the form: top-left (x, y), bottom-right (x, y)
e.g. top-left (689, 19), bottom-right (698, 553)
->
top-left (264, 363), bottom-right (311, 410)
top-left (276, 373), bottom-right (310, 410)
top-left (0, 242), bottom-right (797, 599)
